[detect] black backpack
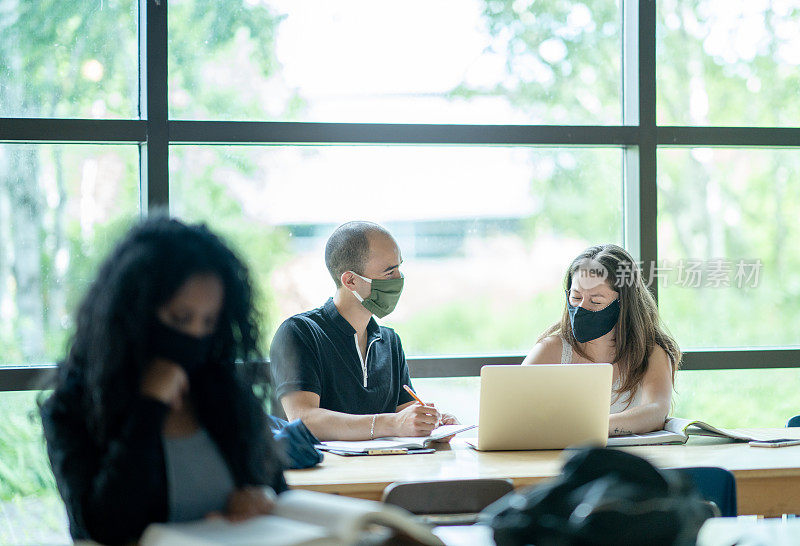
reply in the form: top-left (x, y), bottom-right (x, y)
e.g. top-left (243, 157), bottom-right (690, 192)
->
top-left (480, 447), bottom-right (714, 546)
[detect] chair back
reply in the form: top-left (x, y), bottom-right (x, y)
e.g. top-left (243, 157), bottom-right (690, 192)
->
top-left (673, 466), bottom-right (737, 518)
top-left (787, 415), bottom-right (800, 427)
top-left (383, 478), bottom-right (514, 516)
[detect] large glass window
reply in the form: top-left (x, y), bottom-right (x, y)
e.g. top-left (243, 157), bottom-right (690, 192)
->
top-left (169, 145), bottom-right (622, 354)
top-left (3, 2), bottom-right (800, 541)
top-left (657, 0), bottom-right (800, 126)
top-left (671, 368), bottom-right (800, 427)
top-left (657, 148), bottom-right (800, 348)
top-left (169, 0), bottom-right (622, 124)
top-left (0, 145), bottom-right (139, 367)
top-left (0, 1), bottom-right (138, 119)
top-left (0, 391), bottom-right (67, 545)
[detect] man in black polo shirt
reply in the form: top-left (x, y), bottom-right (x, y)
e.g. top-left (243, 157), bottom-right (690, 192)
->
top-left (270, 221), bottom-right (457, 441)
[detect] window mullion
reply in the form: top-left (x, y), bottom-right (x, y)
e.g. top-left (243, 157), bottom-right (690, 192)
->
top-left (139, 0), bottom-right (169, 214)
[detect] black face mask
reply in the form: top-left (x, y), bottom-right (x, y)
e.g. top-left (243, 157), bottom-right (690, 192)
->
top-left (566, 291), bottom-right (620, 343)
top-left (149, 320), bottom-right (213, 377)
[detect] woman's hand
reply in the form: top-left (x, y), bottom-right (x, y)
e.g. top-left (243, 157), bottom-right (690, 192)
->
top-left (140, 358), bottom-right (188, 409)
top-left (221, 486), bottom-right (277, 522)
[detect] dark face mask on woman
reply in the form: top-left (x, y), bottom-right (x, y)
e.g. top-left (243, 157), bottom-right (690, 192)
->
top-left (566, 290), bottom-right (621, 343)
top-left (149, 320), bottom-right (213, 377)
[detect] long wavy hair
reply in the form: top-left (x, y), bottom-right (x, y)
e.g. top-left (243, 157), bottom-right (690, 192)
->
top-left (539, 244), bottom-right (681, 405)
top-left (47, 215), bottom-right (280, 476)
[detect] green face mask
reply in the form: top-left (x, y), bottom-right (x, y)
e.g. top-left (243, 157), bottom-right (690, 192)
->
top-left (349, 271), bottom-right (404, 318)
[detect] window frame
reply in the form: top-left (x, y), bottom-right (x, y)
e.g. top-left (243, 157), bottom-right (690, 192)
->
top-left (2, 0), bottom-right (800, 392)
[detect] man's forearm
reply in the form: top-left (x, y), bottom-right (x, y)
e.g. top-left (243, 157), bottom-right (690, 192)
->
top-left (289, 407), bottom-right (397, 441)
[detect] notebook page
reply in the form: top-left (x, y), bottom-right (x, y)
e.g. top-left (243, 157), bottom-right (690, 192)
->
top-left (273, 490), bottom-right (382, 536)
top-left (141, 516), bottom-right (326, 545)
top-left (381, 424), bottom-right (477, 444)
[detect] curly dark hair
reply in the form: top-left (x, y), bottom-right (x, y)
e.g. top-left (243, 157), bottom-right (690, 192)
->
top-left (51, 214), bottom-right (279, 470)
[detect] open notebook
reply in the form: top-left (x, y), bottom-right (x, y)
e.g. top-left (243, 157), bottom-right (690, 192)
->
top-left (316, 424), bottom-right (476, 454)
top-left (607, 417), bottom-right (792, 447)
top-left (140, 490), bottom-right (443, 546)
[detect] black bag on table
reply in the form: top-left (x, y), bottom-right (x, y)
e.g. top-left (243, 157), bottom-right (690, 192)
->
top-left (479, 447), bottom-right (714, 546)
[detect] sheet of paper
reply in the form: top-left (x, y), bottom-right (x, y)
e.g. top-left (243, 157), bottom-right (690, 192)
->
top-left (141, 516), bottom-right (326, 545)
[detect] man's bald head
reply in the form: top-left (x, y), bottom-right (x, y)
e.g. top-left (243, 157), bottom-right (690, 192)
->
top-left (324, 221), bottom-right (393, 287)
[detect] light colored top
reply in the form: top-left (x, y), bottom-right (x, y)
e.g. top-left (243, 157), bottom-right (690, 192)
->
top-left (559, 335), bottom-right (641, 413)
top-left (163, 428), bottom-right (235, 522)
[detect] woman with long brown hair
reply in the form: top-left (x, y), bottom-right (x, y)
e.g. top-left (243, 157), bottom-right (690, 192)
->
top-left (523, 244), bottom-right (681, 435)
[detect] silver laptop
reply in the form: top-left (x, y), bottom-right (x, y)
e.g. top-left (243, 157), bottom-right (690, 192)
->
top-left (468, 364), bottom-right (612, 451)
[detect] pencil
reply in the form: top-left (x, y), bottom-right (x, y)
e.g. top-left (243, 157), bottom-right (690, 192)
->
top-left (367, 448), bottom-right (408, 455)
top-left (404, 385), bottom-right (443, 428)
top-left (403, 384), bottom-right (426, 405)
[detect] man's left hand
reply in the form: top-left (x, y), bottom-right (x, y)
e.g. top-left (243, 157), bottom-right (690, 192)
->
top-left (432, 412), bottom-right (460, 443)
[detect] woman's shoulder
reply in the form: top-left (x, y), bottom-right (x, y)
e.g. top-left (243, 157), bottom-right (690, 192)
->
top-left (539, 334), bottom-right (565, 350)
top-left (523, 334), bottom-right (564, 365)
top-left (648, 343), bottom-right (671, 367)
top-left (640, 343), bottom-right (674, 385)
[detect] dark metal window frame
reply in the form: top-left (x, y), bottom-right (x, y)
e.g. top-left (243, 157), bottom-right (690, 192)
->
top-left (2, 1), bottom-right (799, 392)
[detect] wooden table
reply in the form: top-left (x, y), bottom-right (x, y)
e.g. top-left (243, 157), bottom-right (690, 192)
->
top-left (286, 429), bottom-right (800, 517)
top-left (697, 517), bottom-right (800, 546)
top-left (432, 517), bottom-right (800, 546)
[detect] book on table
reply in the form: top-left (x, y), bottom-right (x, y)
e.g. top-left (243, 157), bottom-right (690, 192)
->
top-left (140, 489), bottom-right (444, 546)
top-left (315, 424), bottom-right (476, 455)
top-left (606, 417), bottom-right (787, 447)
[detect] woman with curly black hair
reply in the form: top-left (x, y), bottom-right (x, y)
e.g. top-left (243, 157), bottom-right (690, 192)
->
top-left (40, 215), bottom-right (286, 545)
